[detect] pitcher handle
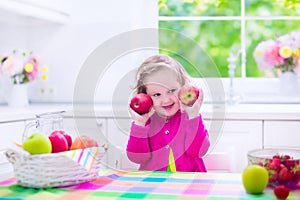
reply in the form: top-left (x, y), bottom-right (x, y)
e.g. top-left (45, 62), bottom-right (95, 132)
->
top-left (22, 121), bottom-right (37, 142)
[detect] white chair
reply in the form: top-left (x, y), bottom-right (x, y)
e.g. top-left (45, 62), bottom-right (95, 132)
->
top-left (114, 146), bottom-right (139, 171)
top-left (203, 148), bottom-right (236, 173)
top-left (113, 146), bottom-right (237, 172)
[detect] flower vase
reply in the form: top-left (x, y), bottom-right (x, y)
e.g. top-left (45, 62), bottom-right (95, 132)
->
top-left (279, 72), bottom-right (299, 95)
top-left (6, 84), bottom-right (29, 107)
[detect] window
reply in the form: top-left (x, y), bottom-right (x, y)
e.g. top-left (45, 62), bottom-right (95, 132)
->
top-left (158, 0), bottom-right (300, 78)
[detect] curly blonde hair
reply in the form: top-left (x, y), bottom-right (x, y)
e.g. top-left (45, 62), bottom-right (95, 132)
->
top-left (134, 54), bottom-right (190, 94)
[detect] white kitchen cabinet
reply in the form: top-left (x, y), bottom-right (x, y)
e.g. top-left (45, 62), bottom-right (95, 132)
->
top-left (0, 121), bottom-right (25, 181)
top-left (107, 118), bottom-right (131, 150)
top-left (64, 117), bottom-right (137, 171)
top-left (106, 118), bottom-right (139, 170)
top-left (203, 120), bottom-right (263, 173)
top-left (264, 120), bottom-right (300, 149)
top-left (63, 117), bottom-right (107, 145)
top-left (0, 121), bottom-right (25, 149)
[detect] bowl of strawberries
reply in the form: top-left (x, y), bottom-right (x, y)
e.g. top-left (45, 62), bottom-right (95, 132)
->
top-left (247, 148), bottom-right (300, 189)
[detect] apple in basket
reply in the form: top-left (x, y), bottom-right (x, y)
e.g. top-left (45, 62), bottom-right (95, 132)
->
top-left (178, 86), bottom-right (200, 106)
top-left (130, 93), bottom-right (153, 115)
top-left (71, 135), bottom-right (98, 150)
top-left (50, 130), bottom-right (73, 150)
top-left (48, 131), bottom-right (69, 153)
top-left (23, 132), bottom-right (52, 154)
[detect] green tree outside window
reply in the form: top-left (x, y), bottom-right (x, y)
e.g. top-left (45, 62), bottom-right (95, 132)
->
top-left (159, 0), bottom-right (300, 77)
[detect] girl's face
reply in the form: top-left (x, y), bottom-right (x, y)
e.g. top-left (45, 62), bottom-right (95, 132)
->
top-left (144, 67), bottom-right (181, 118)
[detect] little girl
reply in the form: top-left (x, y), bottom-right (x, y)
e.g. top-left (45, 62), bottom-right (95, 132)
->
top-left (126, 54), bottom-right (210, 172)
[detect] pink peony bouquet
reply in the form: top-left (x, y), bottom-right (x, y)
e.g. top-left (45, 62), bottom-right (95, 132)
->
top-left (0, 50), bottom-right (48, 84)
top-left (253, 30), bottom-right (300, 76)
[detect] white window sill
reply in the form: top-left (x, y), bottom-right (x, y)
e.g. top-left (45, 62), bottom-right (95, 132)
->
top-left (194, 78), bottom-right (300, 104)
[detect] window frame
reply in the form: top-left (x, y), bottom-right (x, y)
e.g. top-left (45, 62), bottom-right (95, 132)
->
top-left (158, 0), bottom-right (300, 103)
top-left (159, 0), bottom-right (300, 78)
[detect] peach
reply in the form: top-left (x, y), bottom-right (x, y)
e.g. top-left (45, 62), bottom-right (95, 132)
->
top-left (71, 135), bottom-right (98, 150)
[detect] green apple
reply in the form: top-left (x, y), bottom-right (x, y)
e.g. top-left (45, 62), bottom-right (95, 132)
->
top-left (23, 132), bottom-right (52, 154)
top-left (242, 165), bottom-right (269, 194)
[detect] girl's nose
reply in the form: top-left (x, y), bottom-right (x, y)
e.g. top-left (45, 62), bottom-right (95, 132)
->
top-left (161, 94), bottom-right (172, 104)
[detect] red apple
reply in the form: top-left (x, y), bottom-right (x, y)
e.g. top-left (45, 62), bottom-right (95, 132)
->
top-left (51, 130), bottom-right (73, 149)
top-left (48, 132), bottom-right (68, 153)
top-left (178, 86), bottom-right (200, 106)
top-left (130, 93), bottom-right (153, 115)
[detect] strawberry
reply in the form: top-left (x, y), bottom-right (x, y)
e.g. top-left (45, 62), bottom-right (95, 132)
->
top-left (285, 160), bottom-right (296, 169)
top-left (283, 155), bottom-right (291, 160)
top-left (269, 158), bottom-right (281, 171)
top-left (291, 167), bottom-right (300, 183)
top-left (273, 185), bottom-right (290, 200)
top-left (278, 167), bottom-right (293, 184)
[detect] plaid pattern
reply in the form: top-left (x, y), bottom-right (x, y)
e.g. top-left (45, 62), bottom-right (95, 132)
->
top-left (0, 170), bottom-right (299, 199)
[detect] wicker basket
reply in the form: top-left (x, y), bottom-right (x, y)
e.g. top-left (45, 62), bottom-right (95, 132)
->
top-left (5, 146), bottom-right (107, 188)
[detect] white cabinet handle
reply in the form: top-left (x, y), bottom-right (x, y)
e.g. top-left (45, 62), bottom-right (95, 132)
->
top-left (96, 121), bottom-right (103, 127)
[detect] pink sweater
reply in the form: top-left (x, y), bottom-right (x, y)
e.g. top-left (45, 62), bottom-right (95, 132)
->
top-left (126, 111), bottom-right (210, 172)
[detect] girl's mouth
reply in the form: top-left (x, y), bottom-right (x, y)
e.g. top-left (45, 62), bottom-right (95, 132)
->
top-left (163, 103), bottom-right (174, 110)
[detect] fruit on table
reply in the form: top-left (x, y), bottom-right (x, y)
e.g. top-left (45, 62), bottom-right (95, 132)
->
top-left (255, 154), bottom-right (300, 187)
top-left (71, 135), bottom-right (98, 150)
top-left (130, 93), bottom-right (153, 115)
top-left (242, 164), bottom-right (269, 194)
top-left (23, 132), bottom-right (52, 154)
top-left (178, 86), bottom-right (200, 106)
top-left (48, 131), bottom-right (69, 153)
top-left (50, 130), bottom-right (72, 149)
top-left (273, 185), bottom-right (290, 200)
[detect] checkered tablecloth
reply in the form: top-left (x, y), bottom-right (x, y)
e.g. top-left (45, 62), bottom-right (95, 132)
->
top-left (0, 170), bottom-right (299, 199)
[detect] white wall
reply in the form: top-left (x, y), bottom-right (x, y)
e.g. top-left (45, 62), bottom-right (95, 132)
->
top-left (0, 0), bottom-right (158, 104)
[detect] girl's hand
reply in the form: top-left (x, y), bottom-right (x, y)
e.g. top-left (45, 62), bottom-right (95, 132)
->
top-left (181, 88), bottom-right (203, 119)
top-left (128, 107), bottom-right (155, 126)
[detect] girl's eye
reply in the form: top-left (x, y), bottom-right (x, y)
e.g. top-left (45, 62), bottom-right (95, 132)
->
top-left (169, 89), bottom-right (176, 93)
top-left (153, 93), bottom-right (160, 97)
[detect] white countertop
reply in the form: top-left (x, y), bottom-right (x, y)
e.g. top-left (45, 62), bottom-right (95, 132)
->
top-left (1, 103), bottom-right (300, 123)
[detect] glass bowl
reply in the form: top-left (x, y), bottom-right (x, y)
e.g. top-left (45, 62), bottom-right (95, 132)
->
top-left (247, 148), bottom-right (300, 189)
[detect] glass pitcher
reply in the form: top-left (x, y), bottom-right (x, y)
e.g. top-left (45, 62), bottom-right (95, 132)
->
top-left (23, 111), bottom-right (66, 141)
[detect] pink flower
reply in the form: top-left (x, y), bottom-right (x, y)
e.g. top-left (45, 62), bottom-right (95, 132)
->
top-left (25, 59), bottom-right (39, 81)
top-left (294, 65), bottom-right (300, 74)
top-left (253, 31), bottom-right (300, 76)
top-left (29, 54), bottom-right (41, 67)
top-left (0, 50), bottom-right (48, 84)
top-left (253, 40), bottom-right (277, 71)
top-left (264, 44), bottom-right (285, 66)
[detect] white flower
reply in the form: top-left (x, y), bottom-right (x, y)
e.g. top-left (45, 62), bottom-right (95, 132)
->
top-left (277, 34), bottom-right (292, 47)
top-left (289, 30), bottom-right (300, 48)
top-left (0, 56), bottom-right (23, 76)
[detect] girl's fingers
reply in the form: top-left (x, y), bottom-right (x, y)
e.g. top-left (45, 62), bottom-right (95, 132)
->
top-left (148, 107), bottom-right (155, 117)
top-left (198, 87), bottom-right (204, 103)
top-left (128, 107), bottom-right (154, 126)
